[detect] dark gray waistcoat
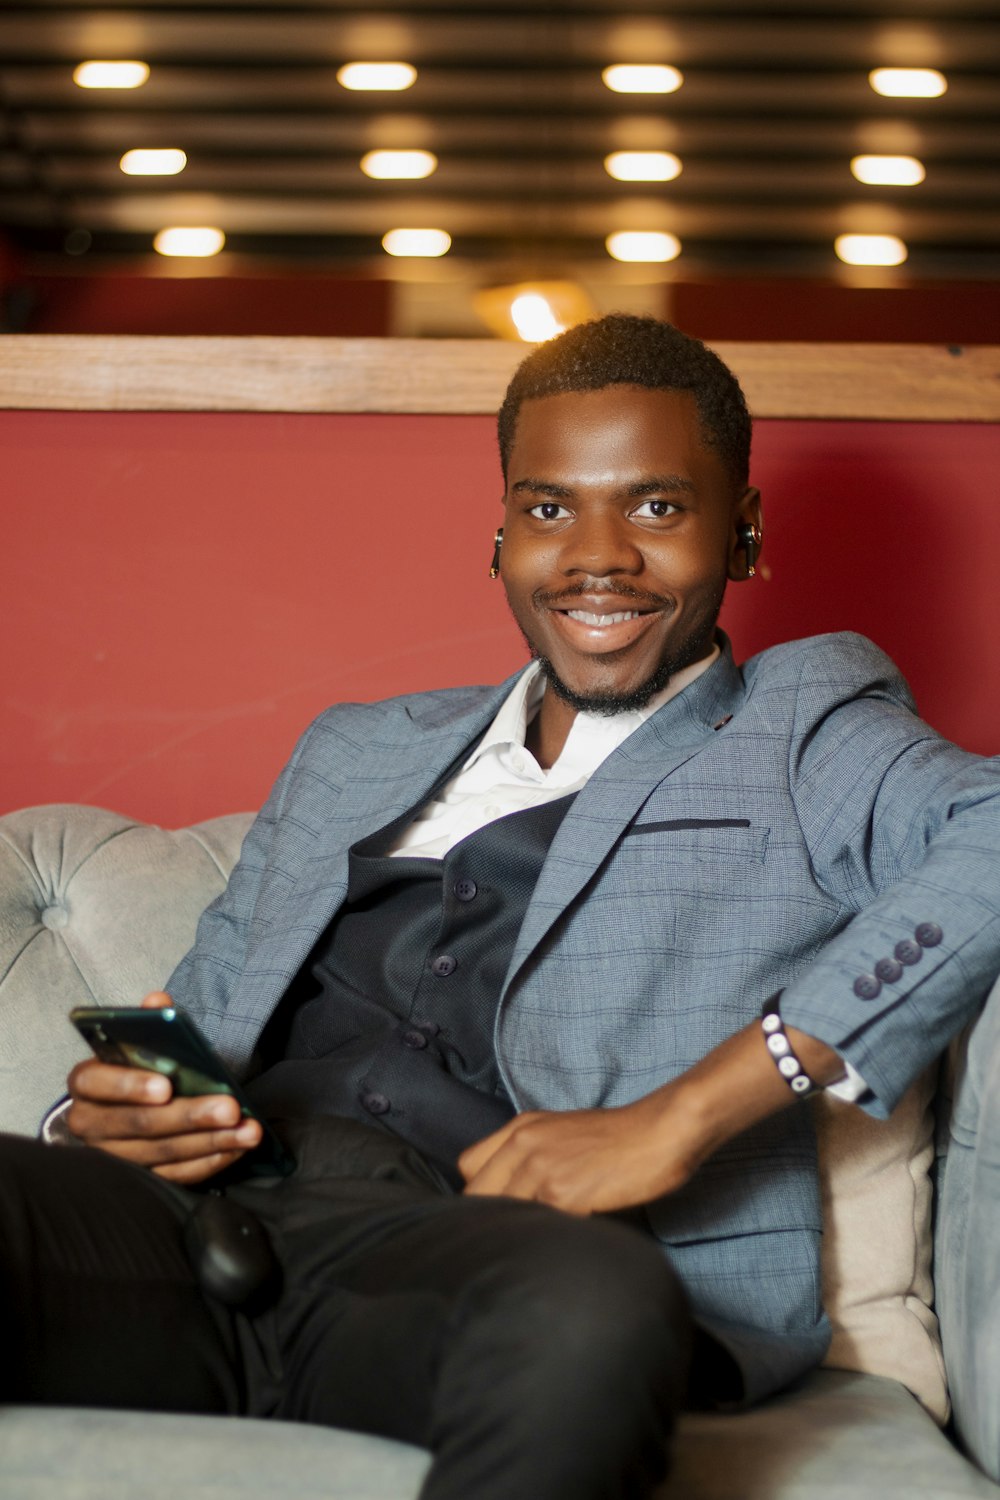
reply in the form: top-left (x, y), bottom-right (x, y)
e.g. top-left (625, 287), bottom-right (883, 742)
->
top-left (247, 794), bottom-right (576, 1183)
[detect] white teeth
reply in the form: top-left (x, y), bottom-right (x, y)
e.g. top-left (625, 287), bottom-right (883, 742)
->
top-left (566, 609), bottom-right (641, 626)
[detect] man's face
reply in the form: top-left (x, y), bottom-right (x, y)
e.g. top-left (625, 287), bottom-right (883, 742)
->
top-left (500, 384), bottom-right (758, 714)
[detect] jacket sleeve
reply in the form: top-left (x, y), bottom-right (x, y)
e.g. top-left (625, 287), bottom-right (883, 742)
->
top-left (163, 712), bottom-right (327, 1058)
top-left (777, 636), bottom-right (1000, 1118)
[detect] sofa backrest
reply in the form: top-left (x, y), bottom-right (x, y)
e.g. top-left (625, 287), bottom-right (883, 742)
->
top-left (0, 804), bottom-right (252, 1136)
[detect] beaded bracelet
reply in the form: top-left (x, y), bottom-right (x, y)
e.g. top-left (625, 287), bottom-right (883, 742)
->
top-left (761, 992), bottom-right (817, 1097)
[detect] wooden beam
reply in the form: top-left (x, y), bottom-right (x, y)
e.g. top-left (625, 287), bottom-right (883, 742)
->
top-left (0, 335), bottom-right (998, 421)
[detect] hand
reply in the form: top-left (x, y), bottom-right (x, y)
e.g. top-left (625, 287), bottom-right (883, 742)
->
top-left (459, 1017), bottom-right (846, 1216)
top-left (459, 1090), bottom-right (702, 1216)
top-left (66, 992), bottom-right (262, 1185)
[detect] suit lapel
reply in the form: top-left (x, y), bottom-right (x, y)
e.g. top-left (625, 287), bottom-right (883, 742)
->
top-left (505, 642), bottom-right (746, 982)
top-left (247, 673), bottom-right (523, 994)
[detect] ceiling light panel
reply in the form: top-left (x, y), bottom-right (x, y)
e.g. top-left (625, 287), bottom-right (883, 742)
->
top-left (382, 227), bottom-right (451, 257)
top-left (361, 150), bottom-right (437, 180)
top-left (834, 233), bottom-right (908, 266)
top-left (153, 226), bottom-right (225, 257)
top-left (869, 68), bottom-right (947, 98)
top-left (606, 231), bottom-right (681, 263)
top-left (851, 155), bottom-right (925, 187)
top-left (337, 63), bottom-right (417, 92)
top-left (604, 152), bottom-right (682, 183)
top-left (73, 61), bottom-right (149, 90)
top-left (120, 149), bottom-right (187, 177)
top-left (602, 64), bottom-right (683, 95)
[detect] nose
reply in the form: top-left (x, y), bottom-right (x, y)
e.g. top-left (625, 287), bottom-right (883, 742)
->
top-left (558, 509), bottom-right (643, 578)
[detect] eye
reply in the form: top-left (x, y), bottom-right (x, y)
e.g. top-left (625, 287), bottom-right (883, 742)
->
top-left (529, 501), bottom-right (571, 521)
top-left (631, 499), bottom-right (680, 519)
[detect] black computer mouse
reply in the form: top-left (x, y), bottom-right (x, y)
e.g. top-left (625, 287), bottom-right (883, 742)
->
top-left (182, 1193), bottom-right (281, 1310)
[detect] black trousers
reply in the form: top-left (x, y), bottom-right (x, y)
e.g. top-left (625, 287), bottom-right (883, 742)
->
top-left (1, 1122), bottom-right (695, 1500)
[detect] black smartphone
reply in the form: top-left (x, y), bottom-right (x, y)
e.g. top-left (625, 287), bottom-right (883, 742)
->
top-left (69, 1004), bottom-right (295, 1177)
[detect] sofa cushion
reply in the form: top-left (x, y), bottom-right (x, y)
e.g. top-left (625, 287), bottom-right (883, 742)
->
top-left (0, 1372), bottom-right (992, 1500)
top-left (814, 1074), bottom-right (947, 1422)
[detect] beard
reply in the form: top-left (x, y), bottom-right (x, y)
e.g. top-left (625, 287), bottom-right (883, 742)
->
top-left (518, 580), bottom-right (725, 717)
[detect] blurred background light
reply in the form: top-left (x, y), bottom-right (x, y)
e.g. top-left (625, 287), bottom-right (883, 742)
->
top-left (869, 67), bottom-right (947, 98)
top-left (337, 62), bottom-right (417, 92)
top-left (851, 155), bottom-right (925, 186)
top-left (602, 64), bottom-right (683, 95)
top-left (834, 233), bottom-right (908, 266)
top-left (382, 227), bottom-right (451, 257)
top-left (361, 150), bottom-right (437, 180)
top-left (606, 230), bottom-right (681, 263)
top-left (153, 226), bottom-right (226, 258)
top-left (604, 151), bottom-right (682, 183)
top-left (120, 149), bottom-right (187, 177)
top-left (73, 61), bottom-right (149, 89)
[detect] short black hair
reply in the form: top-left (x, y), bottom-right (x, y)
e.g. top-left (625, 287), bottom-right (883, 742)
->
top-left (497, 313), bottom-right (751, 490)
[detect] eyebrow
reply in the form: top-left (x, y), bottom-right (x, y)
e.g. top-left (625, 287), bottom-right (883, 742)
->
top-left (511, 473), bottom-right (696, 498)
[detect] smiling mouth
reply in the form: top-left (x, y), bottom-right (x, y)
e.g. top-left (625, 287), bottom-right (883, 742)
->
top-left (564, 608), bottom-right (645, 627)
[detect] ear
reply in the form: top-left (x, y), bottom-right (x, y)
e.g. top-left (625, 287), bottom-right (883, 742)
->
top-left (727, 487), bottom-right (763, 583)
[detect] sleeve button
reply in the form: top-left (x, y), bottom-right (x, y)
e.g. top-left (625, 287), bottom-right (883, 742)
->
top-left (875, 957), bottom-right (904, 983)
top-left (854, 974), bottom-right (882, 1000)
top-left (894, 939), bottom-right (922, 965)
top-left (915, 922), bottom-right (943, 948)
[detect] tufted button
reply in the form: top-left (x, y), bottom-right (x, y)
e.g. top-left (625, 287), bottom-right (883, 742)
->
top-left (431, 954), bottom-right (457, 977)
top-left (853, 974), bottom-right (882, 1001)
top-left (40, 904), bottom-right (68, 931)
top-left (915, 921), bottom-right (943, 948)
top-left (874, 957), bottom-right (904, 984)
top-left (360, 1091), bottom-right (391, 1116)
top-left (402, 1028), bottom-right (428, 1050)
top-left (454, 878), bottom-right (478, 903)
top-left (411, 1019), bottom-right (441, 1038)
top-left (894, 939), bottom-right (922, 966)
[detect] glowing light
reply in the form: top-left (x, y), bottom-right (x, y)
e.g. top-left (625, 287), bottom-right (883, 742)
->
top-left (869, 68), bottom-right (947, 98)
top-left (834, 233), bottom-right (908, 266)
top-left (851, 154), bottom-right (925, 186)
top-left (337, 62), bottom-right (416, 91)
top-left (382, 227), bottom-right (451, 257)
top-left (153, 226), bottom-right (225, 258)
top-left (361, 149), bottom-right (437, 180)
top-left (606, 230), bottom-right (681, 263)
top-left (510, 294), bottom-right (566, 343)
top-left (120, 149), bottom-right (187, 177)
top-left (604, 151), bottom-right (682, 182)
top-left (602, 64), bottom-right (683, 95)
top-left (73, 60), bottom-right (149, 89)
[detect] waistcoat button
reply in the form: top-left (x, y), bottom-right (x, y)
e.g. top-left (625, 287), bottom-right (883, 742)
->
top-left (360, 1091), bottom-right (391, 1116)
top-left (402, 1029), bottom-right (428, 1050)
top-left (431, 954), bottom-right (457, 977)
top-left (454, 878), bottom-right (478, 902)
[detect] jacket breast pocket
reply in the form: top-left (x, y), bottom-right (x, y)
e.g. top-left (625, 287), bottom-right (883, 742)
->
top-left (620, 819), bottom-right (769, 864)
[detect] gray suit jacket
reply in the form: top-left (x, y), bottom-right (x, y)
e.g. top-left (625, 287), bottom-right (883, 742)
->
top-left (168, 631), bottom-right (1000, 1402)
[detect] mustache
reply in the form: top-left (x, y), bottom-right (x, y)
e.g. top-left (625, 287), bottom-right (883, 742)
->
top-left (533, 579), bottom-right (674, 611)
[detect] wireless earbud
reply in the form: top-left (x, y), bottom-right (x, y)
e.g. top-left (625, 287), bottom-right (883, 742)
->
top-left (489, 527), bottom-right (503, 579)
top-left (736, 522), bottom-right (762, 577)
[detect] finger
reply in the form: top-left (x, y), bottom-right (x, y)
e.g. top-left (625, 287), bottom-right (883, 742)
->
top-left (69, 1058), bottom-right (173, 1106)
top-left (152, 1151), bottom-right (249, 1186)
top-left (67, 1091), bottom-right (246, 1143)
top-left (141, 991), bottom-right (173, 1009)
top-left (457, 1114), bottom-right (540, 1182)
top-left (95, 1119), bottom-right (262, 1169)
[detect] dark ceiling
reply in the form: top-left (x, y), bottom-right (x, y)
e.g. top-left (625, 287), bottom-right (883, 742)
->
top-left (1, 1), bottom-right (998, 281)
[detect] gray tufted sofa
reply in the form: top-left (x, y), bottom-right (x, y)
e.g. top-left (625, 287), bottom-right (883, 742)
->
top-left (2, 802), bottom-right (999, 1500)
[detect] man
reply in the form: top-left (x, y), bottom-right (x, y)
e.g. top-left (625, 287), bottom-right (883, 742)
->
top-left (5, 315), bottom-right (999, 1500)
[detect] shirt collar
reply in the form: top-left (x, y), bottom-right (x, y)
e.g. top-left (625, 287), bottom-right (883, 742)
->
top-left (462, 643), bottom-right (721, 777)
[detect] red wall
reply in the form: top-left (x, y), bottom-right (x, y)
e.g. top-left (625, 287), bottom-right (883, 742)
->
top-left (3, 410), bottom-right (997, 826)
